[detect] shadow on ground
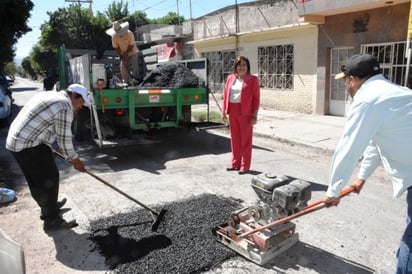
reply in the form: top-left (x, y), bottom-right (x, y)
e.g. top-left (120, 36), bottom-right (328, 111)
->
top-left (265, 241), bottom-right (374, 274)
top-left (46, 229), bottom-right (108, 271)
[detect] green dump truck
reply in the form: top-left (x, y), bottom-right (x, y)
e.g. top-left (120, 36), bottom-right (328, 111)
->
top-left (57, 45), bottom-right (209, 147)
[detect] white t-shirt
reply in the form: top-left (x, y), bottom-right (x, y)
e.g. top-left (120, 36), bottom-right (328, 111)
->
top-left (229, 78), bottom-right (243, 103)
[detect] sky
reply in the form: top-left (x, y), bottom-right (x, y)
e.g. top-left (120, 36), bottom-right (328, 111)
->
top-left (15, 0), bottom-right (252, 61)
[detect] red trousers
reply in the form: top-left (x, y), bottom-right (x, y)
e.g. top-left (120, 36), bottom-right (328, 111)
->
top-left (228, 103), bottom-right (253, 171)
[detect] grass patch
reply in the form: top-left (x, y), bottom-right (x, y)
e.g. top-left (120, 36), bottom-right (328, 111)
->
top-left (192, 110), bottom-right (222, 123)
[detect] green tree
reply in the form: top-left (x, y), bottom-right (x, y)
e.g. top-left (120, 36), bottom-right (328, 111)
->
top-left (30, 44), bottom-right (57, 76)
top-left (28, 0), bottom-right (186, 75)
top-left (0, 0), bottom-right (34, 70)
top-left (41, 5), bottom-right (96, 49)
top-left (93, 11), bottom-right (112, 58)
top-left (105, 0), bottom-right (129, 22)
top-left (21, 57), bottom-right (36, 79)
top-left (150, 12), bottom-right (185, 25)
top-left (17, 66), bottom-right (27, 77)
top-left (31, 5), bottom-right (112, 75)
top-left (4, 62), bottom-right (17, 76)
top-left (129, 10), bottom-right (151, 30)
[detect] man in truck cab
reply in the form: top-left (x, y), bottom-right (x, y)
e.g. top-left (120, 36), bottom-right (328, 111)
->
top-left (106, 21), bottom-right (140, 85)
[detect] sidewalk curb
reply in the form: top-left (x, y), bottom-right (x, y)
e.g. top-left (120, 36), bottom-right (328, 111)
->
top-left (252, 131), bottom-right (335, 156)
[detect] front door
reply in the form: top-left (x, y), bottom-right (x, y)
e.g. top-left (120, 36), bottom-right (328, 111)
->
top-left (329, 48), bottom-right (354, 116)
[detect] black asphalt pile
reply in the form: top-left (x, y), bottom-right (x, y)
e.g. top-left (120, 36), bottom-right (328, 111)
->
top-left (89, 194), bottom-right (242, 273)
top-left (141, 62), bottom-right (199, 88)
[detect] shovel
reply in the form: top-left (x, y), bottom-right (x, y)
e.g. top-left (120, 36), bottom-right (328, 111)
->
top-left (54, 150), bottom-right (166, 232)
top-left (96, 79), bottom-right (105, 113)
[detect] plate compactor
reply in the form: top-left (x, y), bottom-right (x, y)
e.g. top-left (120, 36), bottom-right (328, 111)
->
top-left (213, 172), bottom-right (356, 265)
top-left (212, 172), bottom-right (313, 265)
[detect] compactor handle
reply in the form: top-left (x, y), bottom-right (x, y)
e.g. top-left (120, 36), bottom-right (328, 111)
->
top-left (304, 185), bottom-right (355, 210)
top-left (238, 186), bottom-right (356, 239)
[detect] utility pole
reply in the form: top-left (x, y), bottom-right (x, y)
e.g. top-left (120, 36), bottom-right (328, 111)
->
top-left (235, 0), bottom-right (239, 54)
top-left (177, 0), bottom-right (181, 25)
top-left (189, 0), bottom-right (192, 21)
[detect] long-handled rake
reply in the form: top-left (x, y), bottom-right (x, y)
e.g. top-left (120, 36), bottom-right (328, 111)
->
top-left (54, 150), bottom-right (166, 232)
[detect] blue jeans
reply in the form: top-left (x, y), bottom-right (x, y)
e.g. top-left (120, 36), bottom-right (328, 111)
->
top-left (396, 188), bottom-right (412, 273)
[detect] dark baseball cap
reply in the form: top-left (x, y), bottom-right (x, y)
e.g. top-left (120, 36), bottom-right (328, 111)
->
top-left (335, 54), bottom-right (381, 79)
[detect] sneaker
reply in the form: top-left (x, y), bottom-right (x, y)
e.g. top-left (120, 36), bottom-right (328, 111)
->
top-left (43, 217), bottom-right (78, 231)
top-left (57, 198), bottom-right (67, 209)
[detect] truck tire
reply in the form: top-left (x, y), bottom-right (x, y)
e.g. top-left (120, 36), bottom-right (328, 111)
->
top-left (74, 108), bottom-right (92, 141)
top-left (182, 106), bottom-right (191, 125)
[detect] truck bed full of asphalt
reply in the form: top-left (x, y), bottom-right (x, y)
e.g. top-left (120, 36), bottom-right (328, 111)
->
top-left (141, 62), bottom-right (200, 88)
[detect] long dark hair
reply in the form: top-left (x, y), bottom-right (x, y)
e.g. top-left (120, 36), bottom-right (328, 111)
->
top-left (233, 56), bottom-right (251, 74)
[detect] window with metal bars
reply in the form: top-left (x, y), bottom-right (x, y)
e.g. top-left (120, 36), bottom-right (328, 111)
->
top-left (258, 44), bottom-right (294, 90)
top-left (202, 50), bottom-right (236, 92)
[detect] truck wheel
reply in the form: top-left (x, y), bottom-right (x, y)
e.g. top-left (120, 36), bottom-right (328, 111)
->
top-left (181, 106), bottom-right (191, 127)
top-left (74, 108), bottom-right (92, 141)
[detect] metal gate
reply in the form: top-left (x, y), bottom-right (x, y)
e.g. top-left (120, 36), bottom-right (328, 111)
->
top-left (330, 41), bottom-right (411, 117)
top-left (360, 42), bottom-right (410, 87)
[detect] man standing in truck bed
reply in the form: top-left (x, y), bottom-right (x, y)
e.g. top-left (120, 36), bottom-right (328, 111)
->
top-left (106, 21), bottom-right (140, 85)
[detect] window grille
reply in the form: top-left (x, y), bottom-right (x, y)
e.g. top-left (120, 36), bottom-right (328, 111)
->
top-left (258, 44), bottom-right (294, 90)
top-left (202, 50), bottom-right (236, 92)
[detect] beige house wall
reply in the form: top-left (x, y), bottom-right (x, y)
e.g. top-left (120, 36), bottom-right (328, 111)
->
top-left (141, 1), bottom-right (411, 115)
top-left (193, 25), bottom-right (319, 114)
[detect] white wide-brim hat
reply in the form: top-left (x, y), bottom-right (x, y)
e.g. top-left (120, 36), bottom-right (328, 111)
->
top-left (67, 83), bottom-right (91, 107)
top-left (106, 21), bottom-right (129, 37)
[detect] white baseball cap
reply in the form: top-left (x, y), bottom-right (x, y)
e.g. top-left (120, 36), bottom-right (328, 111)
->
top-left (67, 83), bottom-right (91, 107)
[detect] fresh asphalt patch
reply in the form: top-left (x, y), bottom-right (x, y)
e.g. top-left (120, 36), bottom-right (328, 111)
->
top-left (89, 194), bottom-right (242, 273)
